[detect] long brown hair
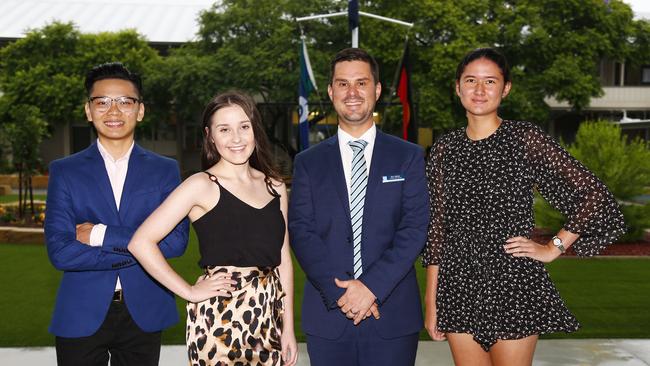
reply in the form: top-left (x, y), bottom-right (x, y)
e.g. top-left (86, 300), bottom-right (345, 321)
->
top-left (200, 91), bottom-right (282, 184)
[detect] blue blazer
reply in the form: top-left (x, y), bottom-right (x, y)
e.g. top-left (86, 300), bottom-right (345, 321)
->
top-left (289, 130), bottom-right (429, 340)
top-left (45, 143), bottom-right (189, 338)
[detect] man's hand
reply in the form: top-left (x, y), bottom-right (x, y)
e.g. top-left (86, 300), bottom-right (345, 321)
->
top-left (335, 278), bottom-right (379, 325)
top-left (76, 222), bottom-right (94, 245)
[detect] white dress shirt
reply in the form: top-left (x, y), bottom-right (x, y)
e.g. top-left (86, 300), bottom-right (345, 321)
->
top-left (89, 139), bottom-right (134, 291)
top-left (337, 124), bottom-right (376, 200)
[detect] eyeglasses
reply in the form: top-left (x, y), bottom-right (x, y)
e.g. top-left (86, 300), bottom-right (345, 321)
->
top-left (88, 96), bottom-right (141, 114)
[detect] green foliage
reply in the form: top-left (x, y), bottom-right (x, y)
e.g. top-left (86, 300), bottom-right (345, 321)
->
top-left (533, 193), bottom-right (566, 234)
top-left (618, 204), bottom-right (650, 242)
top-left (0, 22), bottom-right (158, 125)
top-left (145, 49), bottom-right (224, 126)
top-left (178, 0), bottom-right (649, 135)
top-left (1, 2), bottom-right (648, 142)
top-left (0, 1), bottom-right (649, 167)
top-left (534, 121), bottom-right (650, 241)
top-left (0, 104), bottom-right (49, 219)
top-left (195, 0), bottom-right (341, 102)
top-left (0, 22), bottom-right (163, 171)
top-left (1, 105), bottom-right (48, 170)
top-left (569, 121), bottom-right (650, 200)
top-left (629, 18), bottom-right (650, 67)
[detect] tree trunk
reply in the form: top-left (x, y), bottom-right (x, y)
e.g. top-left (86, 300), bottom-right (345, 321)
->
top-left (17, 166), bottom-right (23, 218)
top-left (28, 174), bottom-right (34, 215)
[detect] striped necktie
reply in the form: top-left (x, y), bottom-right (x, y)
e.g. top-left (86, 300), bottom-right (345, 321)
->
top-left (348, 139), bottom-right (368, 279)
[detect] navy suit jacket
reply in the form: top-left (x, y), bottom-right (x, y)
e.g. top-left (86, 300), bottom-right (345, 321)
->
top-left (289, 130), bottom-right (429, 340)
top-left (45, 143), bottom-right (189, 338)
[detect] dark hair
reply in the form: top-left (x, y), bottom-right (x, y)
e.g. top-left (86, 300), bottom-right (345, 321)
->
top-left (455, 48), bottom-right (511, 83)
top-left (85, 62), bottom-right (143, 98)
top-left (201, 91), bottom-right (282, 184)
top-left (329, 48), bottom-right (379, 84)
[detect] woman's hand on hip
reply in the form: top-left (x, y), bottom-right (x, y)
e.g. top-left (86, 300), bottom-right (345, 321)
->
top-left (186, 273), bottom-right (236, 303)
top-left (504, 236), bottom-right (561, 263)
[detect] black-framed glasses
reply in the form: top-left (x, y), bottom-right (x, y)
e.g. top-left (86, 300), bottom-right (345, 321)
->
top-left (88, 96), bottom-right (141, 114)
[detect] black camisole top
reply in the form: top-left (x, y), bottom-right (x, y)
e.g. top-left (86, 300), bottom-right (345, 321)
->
top-left (192, 171), bottom-right (285, 268)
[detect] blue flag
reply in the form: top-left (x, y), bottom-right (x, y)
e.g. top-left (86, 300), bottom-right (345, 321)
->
top-left (298, 39), bottom-right (317, 150)
top-left (348, 0), bottom-right (359, 32)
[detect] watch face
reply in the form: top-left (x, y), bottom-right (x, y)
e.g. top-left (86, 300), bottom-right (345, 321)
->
top-left (553, 237), bottom-right (562, 246)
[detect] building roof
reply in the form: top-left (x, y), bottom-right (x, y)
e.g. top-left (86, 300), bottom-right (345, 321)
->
top-left (0, 0), bottom-right (647, 45)
top-left (0, 0), bottom-right (217, 44)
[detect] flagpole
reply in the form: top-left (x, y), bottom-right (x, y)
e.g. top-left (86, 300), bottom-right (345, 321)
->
top-left (295, 11), bottom-right (347, 22)
top-left (296, 11), bottom-right (413, 27)
top-left (358, 11), bottom-right (413, 27)
top-left (295, 11), bottom-right (413, 48)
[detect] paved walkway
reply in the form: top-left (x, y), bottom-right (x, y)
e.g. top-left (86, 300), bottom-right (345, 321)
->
top-left (1, 339), bottom-right (649, 365)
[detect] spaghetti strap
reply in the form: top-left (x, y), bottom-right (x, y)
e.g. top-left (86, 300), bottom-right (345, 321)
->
top-left (264, 176), bottom-right (280, 198)
top-left (203, 171), bottom-right (220, 185)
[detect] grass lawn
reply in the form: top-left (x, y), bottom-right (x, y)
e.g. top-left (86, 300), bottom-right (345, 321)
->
top-left (1, 235), bottom-right (648, 346)
top-left (0, 194), bottom-right (47, 204)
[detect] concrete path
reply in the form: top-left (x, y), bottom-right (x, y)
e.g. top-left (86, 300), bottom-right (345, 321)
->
top-left (1, 339), bottom-right (649, 365)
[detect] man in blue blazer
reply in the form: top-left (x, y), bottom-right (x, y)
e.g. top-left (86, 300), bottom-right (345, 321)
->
top-left (45, 62), bottom-right (189, 365)
top-left (289, 48), bottom-right (429, 366)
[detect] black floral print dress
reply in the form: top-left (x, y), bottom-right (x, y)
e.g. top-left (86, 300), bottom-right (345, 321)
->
top-left (422, 120), bottom-right (625, 350)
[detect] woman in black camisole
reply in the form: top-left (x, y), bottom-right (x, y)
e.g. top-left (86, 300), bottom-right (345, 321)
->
top-left (128, 91), bottom-right (298, 366)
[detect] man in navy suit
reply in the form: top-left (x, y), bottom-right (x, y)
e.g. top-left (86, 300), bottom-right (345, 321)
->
top-left (289, 48), bottom-right (429, 365)
top-left (45, 62), bottom-right (189, 365)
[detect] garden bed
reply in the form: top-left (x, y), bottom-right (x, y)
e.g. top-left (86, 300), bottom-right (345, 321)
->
top-left (0, 201), bottom-right (46, 228)
top-left (0, 226), bottom-right (44, 244)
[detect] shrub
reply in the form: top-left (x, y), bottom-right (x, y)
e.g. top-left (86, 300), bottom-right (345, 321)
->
top-left (567, 121), bottom-right (650, 200)
top-left (534, 121), bottom-right (650, 242)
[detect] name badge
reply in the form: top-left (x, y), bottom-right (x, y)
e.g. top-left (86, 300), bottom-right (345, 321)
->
top-left (382, 175), bottom-right (405, 183)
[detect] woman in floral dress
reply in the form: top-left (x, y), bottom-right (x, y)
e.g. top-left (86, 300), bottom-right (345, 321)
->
top-left (422, 48), bottom-right (625, 366)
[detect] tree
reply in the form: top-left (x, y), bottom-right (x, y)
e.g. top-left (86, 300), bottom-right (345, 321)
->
top-left (368, 0), bottom-right (646, 131)
top-left (0, 104), bottom-right (48, 219)
top-left (188, 0), bottom-right (649, 137)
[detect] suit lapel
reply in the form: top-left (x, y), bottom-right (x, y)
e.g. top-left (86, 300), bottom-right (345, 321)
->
top-left (363, 130), bottom-right (386, 227)
top-left (326, 136), bottom-right (351, 222)
top-left (118, 144), bottom-right (147, 220)
top-left (85, 144), bottom-right (119, 218)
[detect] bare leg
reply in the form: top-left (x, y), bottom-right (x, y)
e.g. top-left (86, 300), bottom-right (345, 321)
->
top-left (446, 333), bottom-right (492, 366)
top-left (489, 335), bottom-right (538, 366)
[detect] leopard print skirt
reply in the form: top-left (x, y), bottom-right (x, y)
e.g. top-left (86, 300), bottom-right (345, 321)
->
top-left (186, 266), bottom-right (285, 366)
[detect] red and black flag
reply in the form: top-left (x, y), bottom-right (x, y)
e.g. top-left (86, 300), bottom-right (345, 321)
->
top-left (396, 41), bottom-right (417, 143)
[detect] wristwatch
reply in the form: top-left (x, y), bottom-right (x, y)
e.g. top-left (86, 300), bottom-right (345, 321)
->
top-left (551, 236), bottom-right (566, 254)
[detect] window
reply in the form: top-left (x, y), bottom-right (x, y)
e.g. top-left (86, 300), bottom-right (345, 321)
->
top-left (642, 66), bottom-right (650, 84)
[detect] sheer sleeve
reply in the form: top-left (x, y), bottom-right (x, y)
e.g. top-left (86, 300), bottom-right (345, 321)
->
top-left (421, 139), bottom-right (446, 266)
top-left (524, 124), bottom-right (626, 256)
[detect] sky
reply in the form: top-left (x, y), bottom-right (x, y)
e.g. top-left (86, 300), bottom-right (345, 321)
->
top-left (624, 0), bottom-right (650, 18)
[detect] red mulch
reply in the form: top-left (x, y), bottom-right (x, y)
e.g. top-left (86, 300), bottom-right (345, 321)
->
top-left (589, 243), bottom-right (650, 256)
